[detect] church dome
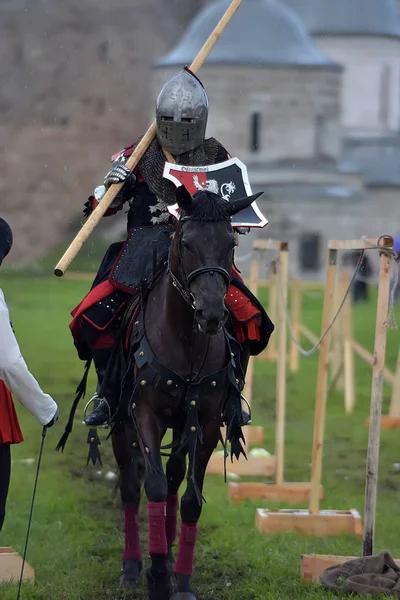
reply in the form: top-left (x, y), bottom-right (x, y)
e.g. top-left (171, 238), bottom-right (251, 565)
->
top-left (155, 0), bottom-right (338, 68)
top-left (283, 0), bottom-right (400, 38)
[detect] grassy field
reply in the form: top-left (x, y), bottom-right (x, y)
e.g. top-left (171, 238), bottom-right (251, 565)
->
top-left (0, 272), bottom-right (399, 600)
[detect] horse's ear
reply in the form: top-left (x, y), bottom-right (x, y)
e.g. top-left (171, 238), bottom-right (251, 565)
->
top-left (176, 185), bottom-right (193, 213)
top-left (225, 192), bottom-right (264, 217)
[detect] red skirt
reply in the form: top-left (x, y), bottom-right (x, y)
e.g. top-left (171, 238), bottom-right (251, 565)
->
top-left (0, 380), bottom-right (24, 444)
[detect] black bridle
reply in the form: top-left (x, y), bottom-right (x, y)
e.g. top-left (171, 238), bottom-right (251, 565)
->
top-left (168, 217), bottom-right (231, 310)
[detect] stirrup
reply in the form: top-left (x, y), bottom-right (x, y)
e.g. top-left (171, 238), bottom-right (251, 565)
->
top-left (83, 394), bottom-right (111, 429)
top-left (241, 394), bottom-right (252, 424)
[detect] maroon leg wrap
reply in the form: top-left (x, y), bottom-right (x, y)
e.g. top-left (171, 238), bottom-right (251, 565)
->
top-left (174, 523), bottom-right (198, 575)
top-left (148, 501), bottom-right (168, 555)
top-left (165, 495), bottom-right (179, 546)
top-left (122, 506), bottom-right (142, 561)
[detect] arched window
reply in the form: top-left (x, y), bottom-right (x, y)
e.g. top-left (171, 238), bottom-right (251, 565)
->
top-left (250, 112), bottom-right (261, 152)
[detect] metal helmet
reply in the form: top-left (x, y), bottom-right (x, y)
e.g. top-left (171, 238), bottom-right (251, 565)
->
top-left (156, 68), bottom-right (209, 156)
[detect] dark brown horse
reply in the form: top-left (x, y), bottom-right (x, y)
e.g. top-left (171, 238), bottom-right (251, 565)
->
top-left (111, 186), bottom-right (261, 600)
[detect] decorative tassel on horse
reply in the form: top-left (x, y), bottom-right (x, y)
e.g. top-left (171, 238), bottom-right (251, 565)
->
top-left (56, 358), bottom-right (92, 452)
top-left (86, 428), bottom-right (102, 467)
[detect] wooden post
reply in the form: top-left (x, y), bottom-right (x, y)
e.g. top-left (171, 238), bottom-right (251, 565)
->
top-left (329, 278), bottom-right (344, 390)
top-left (389, 346), bottom-right (400, 418)
top-left (309, 248), bottom-right (338, 514)
top-left (54, 0), bottom-right (244, 276)
top-left (289, 279), bottom-right (301, 372)
top-left (265, 262), bottom-right (278, 361)
top-left (276, 243), bottom-right (289, 486)
top-left (363, 236), bottom-right (394, 556)
top-left (341, 270), bottom-right (356, 413)
top-left (243, 259), bottom-right (260, 404)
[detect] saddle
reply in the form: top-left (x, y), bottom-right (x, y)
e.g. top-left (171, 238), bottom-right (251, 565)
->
top-left (83, 225), bottom-right (173, 331)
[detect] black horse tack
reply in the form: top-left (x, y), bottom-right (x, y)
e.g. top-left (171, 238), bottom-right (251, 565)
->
top-left (118, 301), bottom-right (246, 502)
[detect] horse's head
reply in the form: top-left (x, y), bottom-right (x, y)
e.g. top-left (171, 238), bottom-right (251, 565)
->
top-left (169, 186), bottom-right (263, 335)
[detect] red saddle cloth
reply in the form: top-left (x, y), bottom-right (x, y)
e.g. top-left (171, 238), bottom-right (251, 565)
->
top-left (0, 380), bottom-right (24, 444)
top-left (70, 267), bottom-right (262, 351)
top-left (226, 282), bottom-right (262, 344)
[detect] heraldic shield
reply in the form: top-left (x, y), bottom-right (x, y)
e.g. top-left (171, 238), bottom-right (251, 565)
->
top-left (163, 157), bottom-right (268, 228)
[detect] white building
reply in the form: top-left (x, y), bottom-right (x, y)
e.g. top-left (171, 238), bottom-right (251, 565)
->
top-left (283, 0), bottom-right (400, 137)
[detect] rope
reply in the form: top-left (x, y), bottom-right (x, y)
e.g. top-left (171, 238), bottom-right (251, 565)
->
top-left (275, 236), bottom-right (398, 357)
top-left (16, 426), bottom-right (47, 600)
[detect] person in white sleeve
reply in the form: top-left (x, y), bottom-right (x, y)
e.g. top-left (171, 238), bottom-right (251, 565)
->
top-left (0, 217), bottom-right (59, 532)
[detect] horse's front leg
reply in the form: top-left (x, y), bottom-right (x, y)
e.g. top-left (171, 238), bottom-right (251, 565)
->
top-left (165, 430), bottom-right (188, 566)
top-left (112, 427), bottom-right (145, 589)
top-left (138, 405), bottom-right (174, 600)
top-left (172, 421), bottom-right (220, 600)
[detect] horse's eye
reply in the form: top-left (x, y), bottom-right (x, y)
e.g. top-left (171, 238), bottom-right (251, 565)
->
top-left (182, 240), bottom-right (192, 252)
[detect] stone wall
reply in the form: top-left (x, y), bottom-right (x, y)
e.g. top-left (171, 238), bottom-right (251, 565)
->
top-left (0, 0), bottom-right (207, 265)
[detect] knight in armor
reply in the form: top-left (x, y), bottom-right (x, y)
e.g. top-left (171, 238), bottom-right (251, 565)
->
top-left (70, 68), bottom-right (273, 427)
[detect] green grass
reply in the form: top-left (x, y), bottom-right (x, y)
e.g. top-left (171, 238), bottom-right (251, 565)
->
top-left (0, 274), bottom-right (399, 599)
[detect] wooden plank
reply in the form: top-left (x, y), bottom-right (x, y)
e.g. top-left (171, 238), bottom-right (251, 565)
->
top-left (309, 249), bottom-right (337, 514)
top-left (341, 271), bottom-right (356, 413)
top-left (219, 425), bottom-right (264, 447)
top-left (0, 549), bottom-right (35, 584)
top-left (289, 280), bottom-right (301, 372)
top-left (351, 340), bottom-right (395, 385)
top-left (275, 243), bottom-right (288, 486)
top-left (301, 554), bottom-right (400, 584)
top-left (328, 238), bottom-right (385, 251)
top-left (363, 236), bottom-right (393, 557)
top-left (228, 482), bottom-right (323, 504)
top-left (329, 279), bottom-right (342, 390)
top-left (300, 281), bottom-right (326, 290)
top-left (380, 415), bottom-right (400, 429)
top-left (256, 509), bottom-right (362, 537)
top-left (207, 453), bottom-right (276, 477)
top-left (389, 346), bottom-right (400, 417)
top-left (253, 239), bottom-right (283, 251)
top-left (300, 324), bottom-right (319, 345)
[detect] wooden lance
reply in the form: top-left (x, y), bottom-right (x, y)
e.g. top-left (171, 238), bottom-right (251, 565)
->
top-left (54, 0), bottom-right (244, 277)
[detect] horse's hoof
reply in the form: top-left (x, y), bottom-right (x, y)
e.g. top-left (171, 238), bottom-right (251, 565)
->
top-left (146, 568), bottom-right (174, 600)
top-left (119, 558), bottom-right (142, 589)
top-left (170, 593), bottom-right (197, 600)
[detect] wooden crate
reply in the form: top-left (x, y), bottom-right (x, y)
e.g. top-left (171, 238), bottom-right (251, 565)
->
top-left (365, 416), bottom-right (400, 430)
top-left (207, 453), bottom-right (276, 477)
top-left (242, 426), bottom-right (265, 446)
top-left (255, 509), bottom-right (362, 537)
top-left (0, 547), bottom-right (35, 584)
top-left (228, 482), bottom-right (323, 504)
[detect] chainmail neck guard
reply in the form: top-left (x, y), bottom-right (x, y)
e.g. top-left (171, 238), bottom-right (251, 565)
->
top-left (137, 137), bottom-right (223, 206)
